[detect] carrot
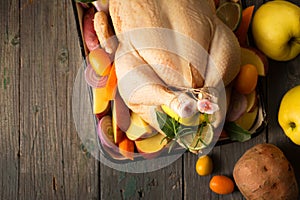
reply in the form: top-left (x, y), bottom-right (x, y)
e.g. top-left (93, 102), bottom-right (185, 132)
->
top-left (105, 63), bottom-right (117, 100)
top-left (234, 5), bottom-right (255, 46)
top-left (118, 136), bottom-right (135, 160)
top-left (102, 63), bottom-right (112, 76)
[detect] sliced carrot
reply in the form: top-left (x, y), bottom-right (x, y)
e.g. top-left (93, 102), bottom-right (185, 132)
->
top-left (102, 63), bottom-right (112, 76)
top-left (118, 136), bottom-right (135, 160)
top-left (234, 5), bottom-right (255, 46)
top-left (105, 63), bottom-right (117, 100)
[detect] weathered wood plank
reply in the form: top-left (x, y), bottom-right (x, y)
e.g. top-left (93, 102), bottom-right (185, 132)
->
top-left (4, 0), bottom-right (298, 200)
top-left (267, 57), bottom-right (300, 192)
top-left (100, 158), bottom-right (183, 200)
top-left (62, 0), bottom-right (100, 199)
top-left (0, 1), bottom-right (20, 200)
top-left (183, 132), bottom-right (266, 200)
top-left (18, 0), bottom-right (99, 199)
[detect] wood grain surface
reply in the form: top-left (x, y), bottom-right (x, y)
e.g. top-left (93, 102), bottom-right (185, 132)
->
top-left (1, 0), bottom-right (300, 199)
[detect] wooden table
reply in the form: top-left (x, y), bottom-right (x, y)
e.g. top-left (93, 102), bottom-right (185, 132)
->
top-left (1, 0), bottom-right (300, 199)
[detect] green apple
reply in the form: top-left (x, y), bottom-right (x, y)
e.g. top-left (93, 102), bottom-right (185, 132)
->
top-left (278, 85), bottom-right (300, 145)
top-left (252, 1), bottom-right (300, 61)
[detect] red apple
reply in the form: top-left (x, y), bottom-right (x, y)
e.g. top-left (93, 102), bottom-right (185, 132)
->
top-left (226, 91), bottom-right (248, 122)
top-left (111, 90), bottom-right (131, 144)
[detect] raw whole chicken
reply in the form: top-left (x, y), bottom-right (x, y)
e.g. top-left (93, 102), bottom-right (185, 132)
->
top-left (107, 0), bottom-right (241, 138)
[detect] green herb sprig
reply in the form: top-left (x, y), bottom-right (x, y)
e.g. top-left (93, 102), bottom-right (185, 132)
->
top-left (156, 111), bottom-right (211, 152)
top-left (224, 121), bottom-right (251, 142)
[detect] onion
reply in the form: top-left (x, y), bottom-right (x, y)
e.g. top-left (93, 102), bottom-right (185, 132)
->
top-left (92, 0), bottom-right (109, 14)
top-left (226, 91), bottom-right (247, 121)
top-left (84, 64), bottom-right (108, 88)
top-left (97, 116), bottom-right (126, 160)
top-left (102, 144), bottom-right (127, 160)
top-left (98, 116), bottom-right (114, 147)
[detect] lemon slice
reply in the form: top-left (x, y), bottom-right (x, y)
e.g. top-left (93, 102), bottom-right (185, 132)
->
top-left (182, 124), bottom-right (214, 151)
top-left (216, 2), bottom-right (242, 31)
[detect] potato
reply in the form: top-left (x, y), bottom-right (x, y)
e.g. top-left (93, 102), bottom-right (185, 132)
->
top-left (233, 143), bottom-right (298, 200)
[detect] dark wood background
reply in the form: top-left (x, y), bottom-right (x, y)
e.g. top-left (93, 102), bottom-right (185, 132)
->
top-left (1, 0), bottom-right (300, 199)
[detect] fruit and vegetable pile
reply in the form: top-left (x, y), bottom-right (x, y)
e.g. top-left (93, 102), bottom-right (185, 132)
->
top-left (196, 0), bottom-right (300, 198)
top-left (75, 0), bottom-right (300, 198)
top-left (77, 0), bottom-right (269, 161)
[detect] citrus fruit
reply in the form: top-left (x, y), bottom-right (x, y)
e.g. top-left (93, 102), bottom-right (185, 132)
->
top-left (209, 175), bottom-right (235, 195)
top-left (216, 2), bottom-right (242, 31)
top-left (188, 124), bottom-right (214, 151)
top-left (234, 64), bottom-right (258, 94)
top-left (195, 155), bottom-right (213, 176)
top-left (88, 48), bottom-right (112, 76)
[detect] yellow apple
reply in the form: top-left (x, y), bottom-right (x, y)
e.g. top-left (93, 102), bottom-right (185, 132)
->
top-left (252, 1), bottom-right (300, 61)
top-left (241, 47), bottom-right (268, 76)
top-left (235, 106), bottom-right (258, 131)
top-left (245, 90), bottom-right (257, 113)
top-left (112, 111), bottom-right (124, 144)
top-left (92, 87), bottom-right (109, 115)
top-left (112, 102), bottom-right (124, 144)
top-left (135, 133), bottom-right (168, 159)
top-left (278, 85), bottom-right (300, 145)
top-left (126, 112), bottom-right (154, 141)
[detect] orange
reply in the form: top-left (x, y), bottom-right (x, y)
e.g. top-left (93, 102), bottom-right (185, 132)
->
top-left (234, 64), bottom-right (258, 94)
top-left (88, 48), bottom-right (112, 76)
top-left (195, 155), bottom-right (213, 176)
top-left (209, 175), bottom-right (235, 195)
